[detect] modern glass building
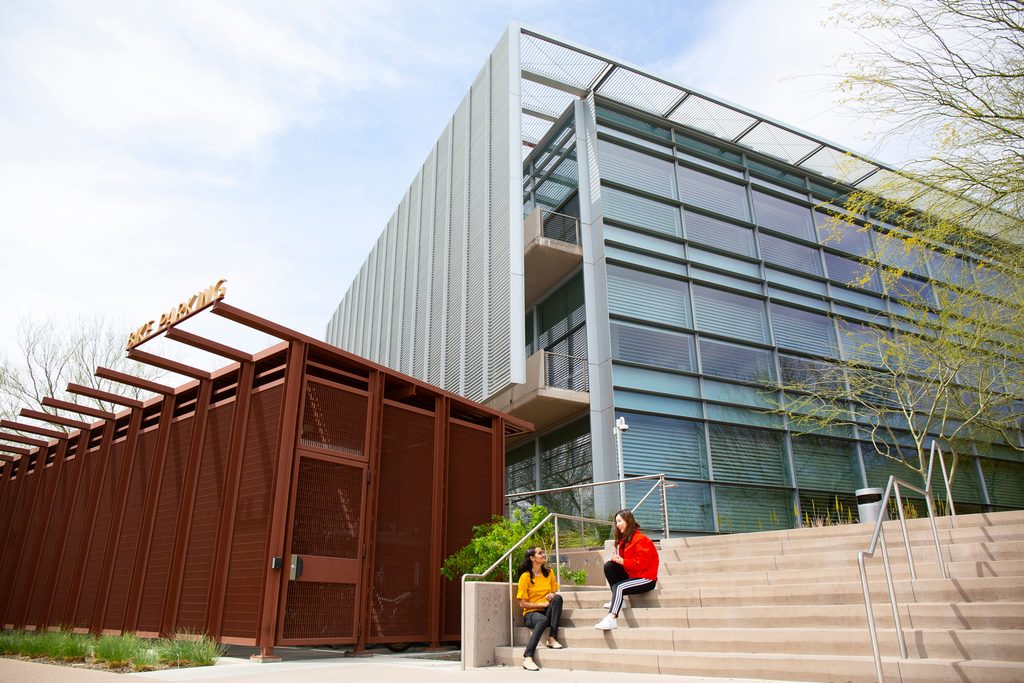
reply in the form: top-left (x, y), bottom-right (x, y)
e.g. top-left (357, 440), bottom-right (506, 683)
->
top-left (326, 24), bottom-right (1024, 534)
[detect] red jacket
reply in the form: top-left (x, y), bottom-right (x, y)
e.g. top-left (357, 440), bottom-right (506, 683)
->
top-left (618, 531), bottom-right (659, 581)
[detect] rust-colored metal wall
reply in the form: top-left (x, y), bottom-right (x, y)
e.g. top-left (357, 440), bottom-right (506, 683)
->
top-left (0, 304), bottom-right (530, 652)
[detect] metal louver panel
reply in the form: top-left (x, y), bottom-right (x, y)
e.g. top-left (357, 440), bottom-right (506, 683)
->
top-left (176, 403), bottom-right (233, 632)
top-left (221, 383), bottom-right (283, 640)
top-left (75, 441), bottom-right (123, 627)
top-left (709, 424), bottom-right (788, 486)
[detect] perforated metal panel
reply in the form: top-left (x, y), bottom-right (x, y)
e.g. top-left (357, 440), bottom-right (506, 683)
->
top-left (301, 381), bottom-right (367, 455)
top-left (51, 444), bottom-right (100, 625)
top-left (282, 582), bottom-right (356, 640)
top-left (221, 383), bottom-right (283, 639)
top-left (372, 405), bottom-right (434, 638)
top-left (104, 429), bottom-right (157, 631)
top-left (176, 403), bottom-right (233, 631)
top-left (137, 416), bottom-right (194, 632)
top-left (290, 458), bottom-right (362, 558)
top-left (443, 423), bottom-right (494, 636)
top-left (25, 452), bottom-right (72, 628)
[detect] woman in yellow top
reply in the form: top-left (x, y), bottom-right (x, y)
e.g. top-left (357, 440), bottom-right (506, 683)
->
top-left (515, 547), bottom-right (564, 671)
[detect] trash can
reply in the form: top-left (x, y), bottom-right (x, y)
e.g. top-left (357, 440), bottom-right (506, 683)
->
top-left (855, 487), bottom-right (888, 525)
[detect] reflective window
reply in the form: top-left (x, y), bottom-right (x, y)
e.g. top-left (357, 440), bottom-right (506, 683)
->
top-left (709, 424), bottom-right (789, 486)
top-left (618, 412), bottom-right (708, 480)
top-left (815, 212), bottom-right (872, 256)
top-left (699, 339), bottom-right (774, 383)
top-left (771, 303), bottom-right (837, 357)
top-left (759, 233), bottom-right (823, 276)
top-left (752, 190), bottom-right (814, 241)
top-left (603, 186), bottom-right (682, 237)
top-left (598, 140), bottom-right (677, 199)
top-left (692, 285), bottom-right (769, 344)
top-left (610, 321), bottom-right (696, 372)
top-left (824, 253), bottom-right (881, 291)
top-left (684, 210), bottom-right (756, 257)
top-left (678, 166), bottom-right (750, 221)
top-left (607, 264), bottom-right (691, 328)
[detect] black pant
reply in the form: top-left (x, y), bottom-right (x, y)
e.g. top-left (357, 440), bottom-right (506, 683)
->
top-left (603, 561), bottom-right (656, 617)
top-left (522, 594), bottom-right (562, 657)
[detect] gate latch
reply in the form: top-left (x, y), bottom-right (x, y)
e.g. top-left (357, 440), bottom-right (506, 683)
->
top-left (289, 555), bottom-right (304, 581)
top-left (271, 556), bottom-right (283, 570)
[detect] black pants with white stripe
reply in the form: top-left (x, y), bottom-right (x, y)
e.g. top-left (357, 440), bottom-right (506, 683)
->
top-left (603, 561), bottom-right (656, 616)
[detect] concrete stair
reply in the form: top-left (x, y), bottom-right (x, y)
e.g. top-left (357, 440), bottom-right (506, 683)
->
top-left (494, 509), bottom-right (1024, 682)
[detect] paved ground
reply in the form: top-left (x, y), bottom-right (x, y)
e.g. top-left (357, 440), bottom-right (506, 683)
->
top-left (0, 649), bottom-right (810, 683)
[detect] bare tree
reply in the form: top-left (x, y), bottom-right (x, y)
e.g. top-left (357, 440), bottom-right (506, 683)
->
top-left (0, 315), bottom-right (168, 433)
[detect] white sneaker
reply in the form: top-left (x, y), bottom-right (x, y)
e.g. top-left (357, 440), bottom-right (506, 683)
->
top-left (594, 614), bottom-right (618, 630)
top-left (523, 657), bottom-right (539, 671)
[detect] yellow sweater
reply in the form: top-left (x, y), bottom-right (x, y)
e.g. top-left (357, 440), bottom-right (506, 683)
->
top-left (516, 570), bottom-right (559, 615)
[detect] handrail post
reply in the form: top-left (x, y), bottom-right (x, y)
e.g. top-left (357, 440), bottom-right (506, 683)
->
top-left (936, 444), bottom-right (957, 528)
top-left (660, 474), bottom-right (670, 539)
top-left (858, 551), bottom-right (884, 683)
top-left (554, 516), bottom-right (562, 587)
top-left (880, 532), bottom-right (908, 659)
top-left (893, 482), bottom-right (917, 581)
top-left (508, 555), bottom-right (514, 650)
top-left (923, 494), bottom-right (949, 579)
top-left (461, 574), bottom-right (467, 670)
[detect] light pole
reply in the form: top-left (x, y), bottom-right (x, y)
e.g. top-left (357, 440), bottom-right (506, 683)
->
top-left (613, 416), bottom-right (629, 510)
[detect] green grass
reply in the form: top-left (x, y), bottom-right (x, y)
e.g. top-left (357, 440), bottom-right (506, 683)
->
top-left (156, 633), bottom-right (225, 667)
top-left (0, 629), bottom-right (225, 670)
top-left (93, 633), bottom-right (144, 668)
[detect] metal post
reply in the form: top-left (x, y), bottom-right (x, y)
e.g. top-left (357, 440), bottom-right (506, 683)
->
top-left (508, 555), bottom-right (514, 649)
top-left (660, 475), bottom-right (670, 540)
top-left (880, 533), bottom-right (908, 659)
top-left (554, 516), bottom-right (561, 587)
top-left (923, 494), bottom-right (948, 579)
top-left (893, 483), bottom-right (917, 581)
top-left (858, 552), bottom-right (885, 683)
top-left (578, 488), bottom-right (584, 546)
top-left (613, 417), bottom-right (628, 510)
top-left (936, 444), bottom-right (957, 527)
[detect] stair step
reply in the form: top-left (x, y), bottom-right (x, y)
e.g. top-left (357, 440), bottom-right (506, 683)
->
top-left (512, 625), bottom-right (1024, 660)
top-left (496, 646), bottom-right (1024, 682)
top-left (554, 601), bottom-right (1024, 630)
top-left (657, 558), bottom-right (1024, 587)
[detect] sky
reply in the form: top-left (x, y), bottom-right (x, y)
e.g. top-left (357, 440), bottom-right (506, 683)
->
top-left (0, 0), bottom-right (911, 384)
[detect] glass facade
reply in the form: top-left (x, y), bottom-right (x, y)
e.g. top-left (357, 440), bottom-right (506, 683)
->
top-left (584, 101), bottom-right (1021, 533)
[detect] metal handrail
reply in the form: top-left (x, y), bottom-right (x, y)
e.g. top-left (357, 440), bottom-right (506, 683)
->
top-left (926, 440), bottom-right (957, 527)
top-left (858, 439), bottom-right (955, 682)
top-left (459, 512), bottom-right (614, 671)
top-left (540, 208), bottom-right (581, 244)
top-left (505, 473), bottom-right (671, 540)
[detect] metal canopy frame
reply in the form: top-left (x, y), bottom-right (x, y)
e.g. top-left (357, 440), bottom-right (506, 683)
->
top-left (517, 25), bottom-right (888, 190)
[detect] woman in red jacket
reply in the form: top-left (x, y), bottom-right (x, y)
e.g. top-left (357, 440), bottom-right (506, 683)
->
top-left (594, 509), bottom-right (659, 630)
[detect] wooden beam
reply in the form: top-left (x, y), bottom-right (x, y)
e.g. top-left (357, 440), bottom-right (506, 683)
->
top-left (0, 432), bottom-right (49, 449)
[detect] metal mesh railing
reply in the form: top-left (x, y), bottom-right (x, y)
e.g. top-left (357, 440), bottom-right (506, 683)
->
top-left (544, 352), bottom-right (588, 391)
top-left (542, 209), bottom-right (580, 245)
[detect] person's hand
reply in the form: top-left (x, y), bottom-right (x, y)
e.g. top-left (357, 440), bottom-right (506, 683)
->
top-left (611, 553), bottom-right (624, 565)
top-left (544, 592), bottom-right (556, 601)
top-left (538, 599), bottom-right (550, 608)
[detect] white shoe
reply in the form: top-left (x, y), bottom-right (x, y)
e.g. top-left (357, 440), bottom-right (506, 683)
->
top-left (594, 614), bottom-right (618, 630)
top-left (523, 657), bottom-right (539, 671)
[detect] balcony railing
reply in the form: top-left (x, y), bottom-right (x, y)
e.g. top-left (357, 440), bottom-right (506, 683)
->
top-left (545, 351), bottom-right (589, 392)
top-left (541, 209), bottom-right (580, 245)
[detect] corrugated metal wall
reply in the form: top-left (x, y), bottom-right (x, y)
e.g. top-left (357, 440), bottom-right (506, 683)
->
top-left (325, 26), bottom-right (524, 403)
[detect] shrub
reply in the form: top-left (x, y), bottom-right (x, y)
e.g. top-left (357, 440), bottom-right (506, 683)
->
top-left (441, 505), bottom-right (555, 582)
top-left (19, 630), bottom-right (58, 658)
top-left (0, 630), bottom-right (28, 656)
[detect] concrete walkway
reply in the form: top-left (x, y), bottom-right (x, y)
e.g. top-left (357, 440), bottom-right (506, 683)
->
top-left (0, 650), bottom-right (812, 683)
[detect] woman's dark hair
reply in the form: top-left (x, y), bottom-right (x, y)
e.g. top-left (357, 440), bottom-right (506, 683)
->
top-left (515, 547), bottom-right (550, 583)
top-left (614, 509), bottom-right (640, 548)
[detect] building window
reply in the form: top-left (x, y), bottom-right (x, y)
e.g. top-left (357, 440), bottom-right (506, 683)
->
top-left (771, 303), bottom-right (837, 357)
top-left (699, 338), bottom-right (774, 383)
top-left (684, 209), bottom-right (755, 257)
top-left (709, 424), bottom-right (789, 486)
top-left (759, 233), bottom-right (823, 276)
top-left (602, 186), bottom-right (682, 237)
top-left (678, 165), bottom-right (750, 222)
top-left (610, 321), bottom-right (696, 372)
top-left (752, 190), bottom-right (814, 241)
top-left (607, 264), bottom-right (691, 328)
top-left (598, 140), bottom-right (677, 199)
top-left (692, 285), bottom-right (769, 344)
